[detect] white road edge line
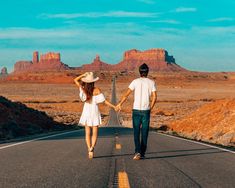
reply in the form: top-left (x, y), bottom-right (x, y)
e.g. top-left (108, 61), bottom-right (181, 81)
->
top-left (0, 130), bottom-right (80, 150)
top-left (156, 132), bottom-right (235, 154)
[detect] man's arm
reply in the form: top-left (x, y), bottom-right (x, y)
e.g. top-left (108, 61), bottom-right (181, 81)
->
top-left (150, 91), bottom-right (157, 111)
top-left (115, 88), bottom-right (132, 111)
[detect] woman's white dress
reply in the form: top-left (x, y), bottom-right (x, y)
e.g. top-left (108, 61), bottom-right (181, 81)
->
top-left (79, 87), bottom-right (105, 126)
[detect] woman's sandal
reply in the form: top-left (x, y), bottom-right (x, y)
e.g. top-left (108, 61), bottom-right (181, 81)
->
top-left (88, 147), bottom-right (94, 159)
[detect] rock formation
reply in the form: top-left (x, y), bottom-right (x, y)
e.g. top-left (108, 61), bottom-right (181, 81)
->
top-left (81, 48), bottom-right (186, 72)
top-left (0, 96), bottom-right (67, 140)
top-left (112, 49), bottom-right (184, 71)
top-left (33, 51), bottom-right (39, 64)
top-left (14, 51), bottom-right (70, 73)
top-left (0, 67), bottom-right (8, 76)
top-left (81, 55), bottom-right (111, 71)
top-left (169, 99), bottom-right (235, 147)
top-left (40, 52), bottom-right (60, 63)
top-left (14, 61), bottom-right (32, 73)
top-left (13, 48), bottom-right (186, 73)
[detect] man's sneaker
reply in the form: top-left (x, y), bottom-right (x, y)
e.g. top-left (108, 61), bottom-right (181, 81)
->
top-left (133, 153), bottom-right (141, 160)
top-left (140, 155), bottom-right (145, 159)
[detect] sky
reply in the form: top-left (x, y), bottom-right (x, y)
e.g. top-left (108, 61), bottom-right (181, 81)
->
top-left (0, 0), bottom-right (235, 72)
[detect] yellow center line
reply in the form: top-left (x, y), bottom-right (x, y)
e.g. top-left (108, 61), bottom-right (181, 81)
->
top-left (116, 144), bottom-right (122, 149)
top-left (118, 171), bottom-right (130, 188)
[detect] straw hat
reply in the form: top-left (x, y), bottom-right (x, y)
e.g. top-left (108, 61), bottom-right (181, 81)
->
top-left (81, 72), bottom-right (99, 83)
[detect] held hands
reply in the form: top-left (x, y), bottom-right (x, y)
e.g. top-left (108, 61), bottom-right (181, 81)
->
top-left (115, 103), bottom-right (122, 112)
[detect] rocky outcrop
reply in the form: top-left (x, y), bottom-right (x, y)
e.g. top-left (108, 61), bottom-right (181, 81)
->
top-left (14, 51), bottom-right (70, 73)
top-left (169, 99), bottom-right (235, 147)
top-left (14, 61), bottom-right (33, 73)
top-left (40, 52), bottom-right (61, 63)
top-left (0, 67), bottom-right (8, 75)
top-left (123, 49), bottom-right (168, 62)
top-left (112, 49), bottom-right (184, 71)
top-left (81, 48), bottom-right (186, 72)
top-left (33, 51), bottom-right (39, 64)
top-left (0, 96), bottom-right (68, 140)
top-left (81, 55), bottom-right (111, 71)
top-left (13, 48), bottom-right (186, 73)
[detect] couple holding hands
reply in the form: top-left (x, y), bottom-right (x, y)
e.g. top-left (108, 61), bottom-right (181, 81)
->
top-left (74, 63), bottom-right (157, 159)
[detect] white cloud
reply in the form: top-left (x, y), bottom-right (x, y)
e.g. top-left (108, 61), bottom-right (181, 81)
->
top-left (192, 26), bottom-right (235, 35)
top-left (39, 11), bottom-right (159, 19)
top-left (137, 0), bottom-right (155, 4)
top-left (175, 7), bottom-right (197, 13)
top-left (1, 25), bottom-right (234, 45)
top-left (0, 27), bottom-right (80, 39)
top-left (207, 17), bottom-right (235, 22)
top-left (150, 20), bottom-right (181, 24)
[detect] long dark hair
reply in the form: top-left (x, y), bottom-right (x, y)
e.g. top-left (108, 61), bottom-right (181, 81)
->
top-left (81, 82), bottom-right (95, 102)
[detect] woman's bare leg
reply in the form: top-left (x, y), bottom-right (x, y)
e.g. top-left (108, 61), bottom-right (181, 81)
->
top-left (85, 126), bottom-right (91, 150)
top-left (91, 126), bottom-right (98, 149)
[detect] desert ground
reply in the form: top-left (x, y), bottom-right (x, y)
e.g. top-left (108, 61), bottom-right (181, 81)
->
top-left (0, 71), bottom-right (235, 146)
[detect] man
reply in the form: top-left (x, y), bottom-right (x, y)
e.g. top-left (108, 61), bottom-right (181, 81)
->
top-left (117, 63), bottom-right (157, 160)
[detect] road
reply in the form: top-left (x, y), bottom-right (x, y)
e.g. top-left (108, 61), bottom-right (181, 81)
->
top-left (0, 78), bottom-right (235, 188)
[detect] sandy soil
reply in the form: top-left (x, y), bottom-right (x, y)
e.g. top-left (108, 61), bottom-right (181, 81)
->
top-left (1, 71), bottom-right (235, 146)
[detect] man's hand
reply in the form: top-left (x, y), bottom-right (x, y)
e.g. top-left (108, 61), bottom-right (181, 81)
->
top-left (115, 103), bottom-right (122, 112)
top-left (116, 88), bottom-right (132, 111)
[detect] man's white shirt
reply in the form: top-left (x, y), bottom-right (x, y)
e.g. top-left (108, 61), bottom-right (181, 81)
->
top-left (128, 77), bottom-right (157, 110)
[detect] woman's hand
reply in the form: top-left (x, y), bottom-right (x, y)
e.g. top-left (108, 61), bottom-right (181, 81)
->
top-left (81, 72), bottom-right (88, 77)
top-left (115, 103), bottom-right (122, 112)
top-left (74, 72), bottom-right (88, 87)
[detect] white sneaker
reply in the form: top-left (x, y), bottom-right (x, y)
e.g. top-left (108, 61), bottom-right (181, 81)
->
top-left (133, 153), bottom-right (141, 160)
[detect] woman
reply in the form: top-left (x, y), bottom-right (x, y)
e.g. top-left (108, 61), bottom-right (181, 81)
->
top-left (74, 72), bottom-right (116, 159)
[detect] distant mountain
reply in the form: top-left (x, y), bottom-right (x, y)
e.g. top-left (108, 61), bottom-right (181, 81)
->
top-left (80, 55), bottom-right (111, 71)
top-left (12, 48), bottom-right (186, 73)
top-left (113, 48), bottom-right (186, 71)
top-left (81, 48), bottom-right (186, 72)
top-left (14, 51), bottom-right (70, 73)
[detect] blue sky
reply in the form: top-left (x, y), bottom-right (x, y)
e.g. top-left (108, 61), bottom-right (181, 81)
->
top-left (0, 0), bottom-right (235, 72)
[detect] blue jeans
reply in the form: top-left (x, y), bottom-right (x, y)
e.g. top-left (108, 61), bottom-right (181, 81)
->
top-left (132, 109), bottom-right (150, 156)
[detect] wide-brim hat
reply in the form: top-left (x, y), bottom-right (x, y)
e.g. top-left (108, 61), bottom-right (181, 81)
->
top-left (81, 72), bottom-right (99, 83)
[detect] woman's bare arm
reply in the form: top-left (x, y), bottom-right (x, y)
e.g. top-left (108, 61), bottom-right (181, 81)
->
top-left (104, 100), bottom-right (116, 109)
top-left (74, 73), bottom-right (87, 87)
top-left (94, 88), bottom-right (116, 109)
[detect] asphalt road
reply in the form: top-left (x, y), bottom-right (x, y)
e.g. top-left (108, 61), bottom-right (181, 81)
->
top-left (0, 78), bottom-right (235, 188)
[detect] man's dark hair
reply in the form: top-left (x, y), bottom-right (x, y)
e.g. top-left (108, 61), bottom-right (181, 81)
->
top-left (139, 63), bottom-right (149, 77)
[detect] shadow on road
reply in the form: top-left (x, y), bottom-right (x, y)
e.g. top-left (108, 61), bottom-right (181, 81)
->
top-left (0, 127), bottom-right (134, 145)
top-left (145, 150), bottom-right (225, 160)
top-left (94, 147), bottom-right (225, 159)
top-left (40, 127), bottom-right (133, 140)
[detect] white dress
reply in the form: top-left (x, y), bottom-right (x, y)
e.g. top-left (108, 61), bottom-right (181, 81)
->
top-left (79, 87), bottom-right (105, 126)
